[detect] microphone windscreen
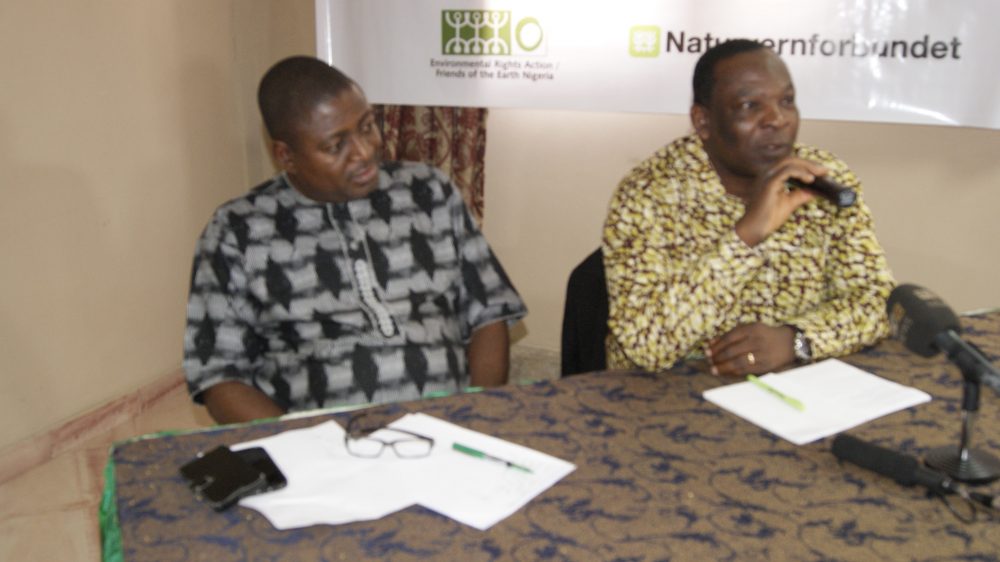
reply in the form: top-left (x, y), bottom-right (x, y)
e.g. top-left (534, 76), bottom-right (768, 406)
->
top-left (886, 284), bottom-right (960, 357)
top-left (831, 434), bottom-right (919, 486)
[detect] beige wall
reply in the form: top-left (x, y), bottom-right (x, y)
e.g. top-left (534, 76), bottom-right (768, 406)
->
top-left (2, 1), bottom-right (997, 451)
top-left (0, 0), bottom-right (314, 451)
top-left (483, 110), bottom-right (1000, 351)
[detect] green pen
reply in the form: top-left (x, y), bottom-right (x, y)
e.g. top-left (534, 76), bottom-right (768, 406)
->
top-left (452, 442), bottom-right (533, 473)
top-left (747, 374), bottom-right (805, 412)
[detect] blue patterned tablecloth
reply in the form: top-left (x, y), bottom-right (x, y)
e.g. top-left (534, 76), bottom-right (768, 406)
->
top-left (107, 312), bottom-right (1000, 561)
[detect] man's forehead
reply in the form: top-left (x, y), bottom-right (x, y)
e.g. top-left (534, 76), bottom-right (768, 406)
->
top-left (298, 89), bottom-right (371, 136)
top-left (714, 51), bottom-right (792, 93)
top-left (731, 76), bottom-right (794, 97)
top-left (314, 88), bottom-right (368, 119)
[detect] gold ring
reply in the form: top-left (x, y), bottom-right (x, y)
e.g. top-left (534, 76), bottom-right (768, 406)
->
top-left (746, 352), bottom-right (756, 366)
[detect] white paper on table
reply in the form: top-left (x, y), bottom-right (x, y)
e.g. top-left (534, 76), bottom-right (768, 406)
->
top-left (389, 413), bottom-right (577, 531)
top-left (231, 413), bottom-right (576, 531)
top-left (233, 421), bottom-right (421, 529)
top-left (702, 358), bottom-right (932, 445)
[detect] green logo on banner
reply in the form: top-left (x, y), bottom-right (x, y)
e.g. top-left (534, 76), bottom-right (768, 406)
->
top-left (442, 10), bottom-right (544, 55)
top-left (629, 25), bottom-right (661, 57)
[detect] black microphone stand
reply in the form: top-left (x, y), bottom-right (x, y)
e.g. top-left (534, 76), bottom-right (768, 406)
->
top-left (924, 335), bottom-right (1000, 484)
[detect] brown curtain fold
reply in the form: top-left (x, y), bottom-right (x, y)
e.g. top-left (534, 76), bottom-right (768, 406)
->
top-left (374, 105), bottom-right (488, 220)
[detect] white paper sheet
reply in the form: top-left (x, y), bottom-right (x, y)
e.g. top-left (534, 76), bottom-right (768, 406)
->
top-left (702, 359), bottom-right (932, 445)
top-left (391, 413), bottom-right (577, 530)
top-left (234, 421), bottom-right (422, 528)
top-left (233, 414), bottom-right (575, 530)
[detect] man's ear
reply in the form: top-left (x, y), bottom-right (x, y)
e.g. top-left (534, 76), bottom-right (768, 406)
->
top-left (690, 104), bottom-right (710, 140)
top-left (272, 140), bottom-right (295, 172)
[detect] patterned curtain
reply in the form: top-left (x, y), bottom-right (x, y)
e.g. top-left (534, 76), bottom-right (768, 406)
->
top-left (374, 105), bottom-right (488, 220)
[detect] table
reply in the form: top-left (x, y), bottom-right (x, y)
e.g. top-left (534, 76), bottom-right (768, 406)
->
top-left (103, 311), bottom-right (1000, 561)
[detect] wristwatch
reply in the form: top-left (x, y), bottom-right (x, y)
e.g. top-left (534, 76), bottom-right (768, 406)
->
top-left (792, 328), bottom-right (813, 364)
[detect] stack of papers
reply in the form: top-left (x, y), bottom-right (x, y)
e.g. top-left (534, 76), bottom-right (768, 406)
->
top-left (233, 413), bottom-right (575, 530)
top-left (702, 359), bottom-right (932, 445)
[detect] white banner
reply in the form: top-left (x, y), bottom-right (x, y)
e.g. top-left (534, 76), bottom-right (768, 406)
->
top-left (317, 0), bottom-right (1000, 129)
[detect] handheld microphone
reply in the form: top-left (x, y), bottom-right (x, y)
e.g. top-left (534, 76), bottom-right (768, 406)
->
top-left (831, 434), bottom-right (956, 495)
top-left (887, 284), bottom-right (1000, 394)
top-left (787, 176), bottom-right (857, 208)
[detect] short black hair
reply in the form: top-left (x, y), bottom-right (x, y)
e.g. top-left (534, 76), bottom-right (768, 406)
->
top-left (257, 56), bottom-right (357, 143)
top-left (692, 39), bottom-right (767, 106)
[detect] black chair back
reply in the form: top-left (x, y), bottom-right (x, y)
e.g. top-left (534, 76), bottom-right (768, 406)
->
top-left (560, 248), bottom-right (609, 377)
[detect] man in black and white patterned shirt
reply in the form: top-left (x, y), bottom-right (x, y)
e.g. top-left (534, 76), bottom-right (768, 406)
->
top-left (183, 57), bottom-right (526, 423)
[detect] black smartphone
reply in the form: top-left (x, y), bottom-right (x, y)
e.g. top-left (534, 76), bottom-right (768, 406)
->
top-left (179, 445), bottom-right (267, 511)
top-left (236, 447), bottom-right (287, 492)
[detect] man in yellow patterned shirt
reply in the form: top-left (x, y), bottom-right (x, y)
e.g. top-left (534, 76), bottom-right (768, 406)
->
top-left (603, 39), bottom-right (895, 376)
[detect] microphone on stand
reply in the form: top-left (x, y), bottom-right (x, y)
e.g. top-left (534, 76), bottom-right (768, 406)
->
top-left (886, 284), bottom-right (1000, 394)
top-left (885, 284), bottom-right (1000, 483)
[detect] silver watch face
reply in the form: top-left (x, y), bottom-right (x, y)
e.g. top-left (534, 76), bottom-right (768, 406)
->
top-left (794, 332), bottom-right (811, 361)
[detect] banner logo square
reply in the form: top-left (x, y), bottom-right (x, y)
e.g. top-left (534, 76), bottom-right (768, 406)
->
top-left (442, 10), bottom-right (512, 55)
top-left (630, 25), bottom-right (661, 57)
top-left (442, 10), bottom-right (545, 56)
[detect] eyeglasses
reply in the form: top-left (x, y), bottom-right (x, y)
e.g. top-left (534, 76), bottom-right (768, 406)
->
top-left (344, 412), bottom-right (435, 459)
